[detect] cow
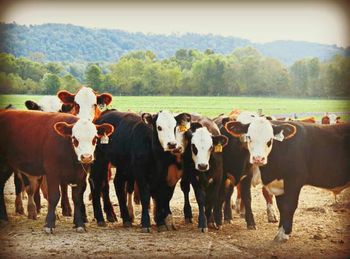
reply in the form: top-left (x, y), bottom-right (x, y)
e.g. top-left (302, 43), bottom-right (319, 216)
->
top-left (25, 96), bottom-right (73, 113)
top-left (57, 86), bottom-right (112, 122)
top-left (225, 117), bottom-right (350, 241)
top-left (90, 110), bottom-right (191, 232)
top-left (214, 112), bottom-right (279, 226)
top-left (0, 110), bottom-right (114, 233)
top-left (182, 117), bottom-right (228, 232)
top-left (321, 113), bottom-right (341, 124)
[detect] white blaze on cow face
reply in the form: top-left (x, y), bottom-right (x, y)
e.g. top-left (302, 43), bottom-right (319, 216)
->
top-left (39, 96), bottom-right (63, 112)
top-left (74, 87), bottom-right (98, 121)
top-left (328, 114), bottom-right (338, 124)
top-left (245, 118), bottom-right (275, 165)
top-left (191, 127), bottom-right (213, 172)
top-left (71, 119), bottom-right (99, 163)
top-left (156, 110), bottom-right (178, 151)
top-left (236, 111), bottom-right (260, 125)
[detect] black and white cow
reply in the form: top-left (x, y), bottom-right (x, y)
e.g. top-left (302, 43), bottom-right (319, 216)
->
top-left (182, 117), bottom-right (228, 232)
top-left (225, 117), bottom-right (350, 241)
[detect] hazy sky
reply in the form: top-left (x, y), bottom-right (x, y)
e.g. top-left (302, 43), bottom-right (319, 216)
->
top-left (1, 1), bottom-right (349, 47)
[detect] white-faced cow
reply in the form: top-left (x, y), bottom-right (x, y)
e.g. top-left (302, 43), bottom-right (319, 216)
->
top-left (0, 110), bottom-right (114, 233)
top-left (225, 117), bottom-right (350, 241)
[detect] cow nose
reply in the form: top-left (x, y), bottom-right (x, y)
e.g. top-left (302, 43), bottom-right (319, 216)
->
top-left (167, 142), bottom-right (177, 150)
top-left (253, 156), bottom-right (265, 164)
top-left (81, 154), bottom-right (93, 164)
top-left (198, 163), bottom-right (208, 171)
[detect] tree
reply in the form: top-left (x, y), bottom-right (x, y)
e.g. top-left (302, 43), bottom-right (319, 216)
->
top-left (42, 73), bottom-right (61, 94)
top-left (85, 64), bottom-right (103, 91)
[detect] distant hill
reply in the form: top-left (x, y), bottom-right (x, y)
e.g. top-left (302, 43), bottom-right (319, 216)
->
top-left (0, 23), bottom-right (346, 65)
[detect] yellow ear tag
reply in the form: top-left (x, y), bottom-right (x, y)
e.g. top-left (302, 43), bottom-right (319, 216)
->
top-left (179, 125), bottom-right (188, 132)
top-left (214, 143), bottom-right (223, 153)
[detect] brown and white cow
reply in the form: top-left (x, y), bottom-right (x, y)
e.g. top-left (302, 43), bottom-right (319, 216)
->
top-left (321, 113), bottom-right (341, 125)
top-left (0, 110), bottom-right (114, 233)
top-left (225, 117), bottom-right (350, 241)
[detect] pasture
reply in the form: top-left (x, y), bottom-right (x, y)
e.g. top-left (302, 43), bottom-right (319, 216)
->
top-left (1, 94), bottom-right (349, 119)
top-left (0, 94), bottom-right (350, 258)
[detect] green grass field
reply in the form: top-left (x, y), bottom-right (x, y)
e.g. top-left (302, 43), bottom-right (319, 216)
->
top-left (1, 95), bottom-right (349, 120)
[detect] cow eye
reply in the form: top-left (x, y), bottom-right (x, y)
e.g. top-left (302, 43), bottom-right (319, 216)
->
top-left (72, 137), bottom-right (79, 147)
top-left (191, 144), bottom-right (198, 155)
top-left (157, 126), bottom-right (162, 131)
top-left (267, 139), bottom-right (272, 147)
top-left (92, 136), bottom-right (98, 145)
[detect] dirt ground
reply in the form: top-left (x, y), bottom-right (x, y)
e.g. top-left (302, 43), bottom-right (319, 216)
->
top-left (0, 175), bottom-right (349, 259)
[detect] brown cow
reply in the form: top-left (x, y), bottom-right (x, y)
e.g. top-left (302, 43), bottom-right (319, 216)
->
top-left (321, 113), bottom-right (341, 124)
top-left (0, 110), bottom-right (114, 233)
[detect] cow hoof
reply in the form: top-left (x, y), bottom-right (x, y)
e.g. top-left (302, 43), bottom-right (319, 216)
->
top-left (43, 227), bottom-right (54, 234)
top-left (247, 225), bottom-right (256, 230)
top-left (185, 218), bottom-right (193, 224)
top-left (268, 216), bottom-right (278, 223)
top-left (200, 227), bottom-right (208, 233)
top-left (158, 225), bottom-right (169, 232)
top-left (62, 210), bottom-right (72, 217)
top-left (224, 219), bottom-right (233, 224)
top-left (217, 225), bottom-right (223, 231)
top-left (97, 221), bottom-right (107, 227)
top-left (274, 227), bottom-right (289, 242)
top-left (208, 222), bottom-right (219, 230)
top-left (76, 226), bottom-right (86, 233)
top-left (141, 227), bottom-right (151, 233)
top-left (123, 221), bottom-right (132, 228)
top-left (107, 214), bottom-right (117, 223)
top-left (15, 207), bottom-right (25, 215)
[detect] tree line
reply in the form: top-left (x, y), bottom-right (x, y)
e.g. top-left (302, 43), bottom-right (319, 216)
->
top-left (0, 47), bottom-right (349, 97)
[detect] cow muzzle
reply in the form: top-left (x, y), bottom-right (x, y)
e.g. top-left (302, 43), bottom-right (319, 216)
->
top-left (197, 163), bottom-right (209, 172)
top-left (252, 156), bottom-right (266, 166)
top-left (80, 154), bottom-right (93, 164)
top-left (167, 141), bottom-right (177, 150)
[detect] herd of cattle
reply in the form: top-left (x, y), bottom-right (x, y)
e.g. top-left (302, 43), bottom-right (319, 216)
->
top-left (0, 86), bottom-right (349, 242)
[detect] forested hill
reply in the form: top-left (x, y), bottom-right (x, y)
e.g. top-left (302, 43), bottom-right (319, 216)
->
top-left (0, 23), bottom-right (346, 64)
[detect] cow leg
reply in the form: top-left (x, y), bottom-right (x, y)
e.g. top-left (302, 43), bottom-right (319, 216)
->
top-left (0, 163), bottom-right (13, 221)
top-left (274, 184), bottom-right (302, 242)
top-left (60, 183), bottom-right (72, 216)
top-left (164, 185), bottom-right (177, 231)
top-left (192, 178), bottom-right (207, 232)
top-left (114, 173), bottom-right (132, 227)
top-left (102, 180), bottom-right (117, 223)
top-left (72, 180), bottom-right (87, 232)
top-left (44, 175), bottom-right (60, 233)
top-left (40, 175), bottom-right (48, 200)
top-left (240, 175), bottom-right (256, 230)
top-left (180, 177), bottom-right (192, 224)
top-left (26, 176), bottom-right (40, 220)
top-left (90, 160), bottom-right (108, 226)
top-left (126, 180), bottom-right (135, 223)
top-left (34, 176), bottom-right (42, 213)
top-left (235, 183), bottom-right (244, 216)
top-left (262, 186), bottom-right (277, 223)
top-left (223, 177), bottom-right (234, 224)
top-left (14, 172), bottom-right (25, 215)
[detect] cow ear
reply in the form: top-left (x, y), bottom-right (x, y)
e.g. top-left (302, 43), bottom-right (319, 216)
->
top-left (60, 103), bottom-right (74, 113)
top-left (141, 113), bottom-right (153, 125)
top-left (272, 123), bottom-right (297, 141)
top-left (190, 122), bottom-right (202, 132)
top-left (175, 113), bottom-right (191, 125)
top-left (336, 116), bottom-right (341, 121)
top-left (96, 123), bottom-right (114, 137)
top-left (221, 116), bottom-right (231, 126)
top-left (54, 122), bottom-right (73, 137)
top-left (212, 135), bottom-right (228, 149)
top-left (57, 90), bottom-right (75, 104)
top-left (25, 100), bottom-right (41, 110)
top-left (97, 93), bottom-right (113, 106)
top-left (225, 121), bottom-right (249, 137)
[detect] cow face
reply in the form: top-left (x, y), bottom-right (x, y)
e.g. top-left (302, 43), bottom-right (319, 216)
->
top-left (189, 123), bottom-right (228, 172)
top-left (173, 113), bottom-right (192, 154)
top-left (57, 86), bottom-right (112, 121)
top-left (142, 111), bottom-right (191, 152)
top-left (225, 118), bottom-right (296, 166)
top-left (25, 96), bottom-right (73, 113)
top-left (54, 119), bottom-right (114, 164)
top-left (327, 114), bottom-right (340, 124)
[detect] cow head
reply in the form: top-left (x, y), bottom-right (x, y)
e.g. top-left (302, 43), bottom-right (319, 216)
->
top-left (25, 96), bottom-right (73, 113)
top-left (225, 118), bottom-right (296, 166)
top-left (54, 119), bottom-right (114, 164)
top-left (322, 113), bottom-right (340, 125)
top-left (187, 122), bottom-right (228, 172)
top-left (57, 86), bottom-right (112, 121)
top-left (142, 110), bottom-right (191, 153)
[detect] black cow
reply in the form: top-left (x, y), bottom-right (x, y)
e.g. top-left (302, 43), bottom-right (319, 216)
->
top-left (225, 118), bottom-right (350, 241)
top-left (182, 117), bottom-right (228, 232)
